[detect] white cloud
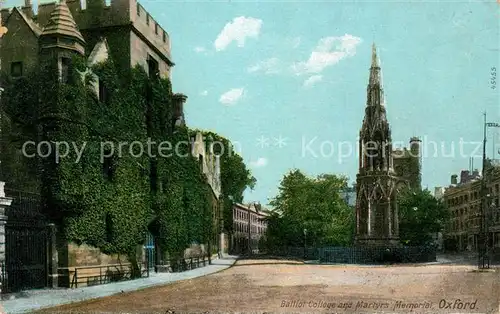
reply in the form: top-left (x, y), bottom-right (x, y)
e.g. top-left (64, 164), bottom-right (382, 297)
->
top-left (303, 75), bottom-right (323, 87)
top-left (250, 157), bottom-right (268, 168)
top-left (194, 46), bottom-right (206, 53)
top-left (214, 16), bottom-right (263, 51)
top-left (291, 34), bottom-right (362, 75)
top-left (248, 58), bottom-right (281, 74)
top-left (219, 88), bottom-right (245, 105)
top-left (200, 90), bottom-right (208, 96)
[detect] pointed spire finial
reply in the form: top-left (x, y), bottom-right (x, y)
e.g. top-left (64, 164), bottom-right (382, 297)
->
top-left (371, 43), bottom-right (379, 68)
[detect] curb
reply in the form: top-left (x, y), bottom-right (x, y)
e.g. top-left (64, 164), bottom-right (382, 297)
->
top-left (8, 257), bottom-right (238, 314)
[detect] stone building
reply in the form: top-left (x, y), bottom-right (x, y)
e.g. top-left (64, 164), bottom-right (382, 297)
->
top-left (0, 0), bottom-right (189, 289)
top-left (0, 0), bottom-right (186, 125)
top-left (341, 184), bottom-right (356, 207)
top-left (434, 186), bottom-right (446, 200)
top-left (231, 202), bottom-right (268, 254)
top-left (190, 132), bottom-right (224, 254)
top-left (355, 44), bottom-right (422, 247)
top-left (392, 137), bottom-right (422, 190)
top-left (443, 161), bottom-right (500, 252)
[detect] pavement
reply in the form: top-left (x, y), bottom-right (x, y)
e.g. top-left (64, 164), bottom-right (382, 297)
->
top-left (1, 255), bottom-right (237, 314)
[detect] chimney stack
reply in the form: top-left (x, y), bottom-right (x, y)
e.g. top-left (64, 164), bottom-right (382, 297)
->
top-left (22, 0), bottom-right (33, 19)
top-left (472, 169), bottom-right (480, 178)
top-left (451, 174), bottom-right (458, 185)
top-left (460, 170), bottom-right (470, 184)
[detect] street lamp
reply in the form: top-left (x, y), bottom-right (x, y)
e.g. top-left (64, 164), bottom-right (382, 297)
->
top-left (303, 228), bottom-right (308, 260)
top-left (478, 113), bottom-right (500, 270)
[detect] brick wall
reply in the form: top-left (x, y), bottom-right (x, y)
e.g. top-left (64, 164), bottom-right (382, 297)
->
top-left (67, 242), bottom-right (128, 266)
top-left (58, 242), bottom-right (143, 288)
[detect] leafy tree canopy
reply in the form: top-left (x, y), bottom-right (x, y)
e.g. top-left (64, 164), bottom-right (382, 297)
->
top-left (264, 169), bottom-right (354, 248)
top-left (398, 188), bottom-right (449, 246)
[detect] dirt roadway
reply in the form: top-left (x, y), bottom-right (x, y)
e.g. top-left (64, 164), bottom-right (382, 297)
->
top-left (38, 259), bottom-right (500, 314)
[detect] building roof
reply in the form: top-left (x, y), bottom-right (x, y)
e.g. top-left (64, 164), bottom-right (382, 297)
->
top-left (4, 7), bottom-right (42, 37)
top-left (41, 0), bottom-right (85, 44)
top-left (234, 202), bottom-right (269, 216)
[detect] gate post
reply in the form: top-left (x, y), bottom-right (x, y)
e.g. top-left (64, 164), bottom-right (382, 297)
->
top-left (0, 181), bottom-right (13, 295)
top-left (47, 223), bottom-right (58, 288)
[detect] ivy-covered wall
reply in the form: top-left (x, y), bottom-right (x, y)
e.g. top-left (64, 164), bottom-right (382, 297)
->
top-left (197, 131), bottom-right (256, 235)
top-left (0, 53), bottom-right (230, 270)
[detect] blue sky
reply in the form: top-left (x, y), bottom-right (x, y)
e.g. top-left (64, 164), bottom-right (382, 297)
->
top-left (154, 1), bottom-right (500, 206)
top-left (4, 0), bottom-right (500, 207)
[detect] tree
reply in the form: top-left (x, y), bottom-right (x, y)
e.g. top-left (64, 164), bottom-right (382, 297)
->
top-left (264, 169), bottom-right (354, 249)
top-left (398, 188), bottom-right (449, 246)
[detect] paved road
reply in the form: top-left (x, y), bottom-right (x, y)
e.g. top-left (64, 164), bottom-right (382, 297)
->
top-left (2, 257), bottom-right (236, 314)
top-left (36, 259), bottom-right (500, 314)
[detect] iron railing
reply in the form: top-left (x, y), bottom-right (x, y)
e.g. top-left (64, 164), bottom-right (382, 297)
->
top-left (59, 262), bottom-right (149, 289)
top-left (0, 260), bottom-right (6, 293)
top-left (156, 255), bottom-right (211, 273)
top-left (265, 246), bottom-right (436, 264)
top-left (3, 188), bottom-right (43, 221)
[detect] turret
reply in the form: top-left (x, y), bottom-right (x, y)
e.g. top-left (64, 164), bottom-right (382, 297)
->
top-left (39, 0), bottom-right (86, 56)
top-left (409, 136), bottom-right (421, 158)
top-left (172, 93), bottom-right (187, 128)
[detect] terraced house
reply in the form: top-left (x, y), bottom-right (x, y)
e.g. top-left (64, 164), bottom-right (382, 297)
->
top-left (443, 160), bottom-right (500, 252)
top-left (231, 202), bottom-right (268, 254)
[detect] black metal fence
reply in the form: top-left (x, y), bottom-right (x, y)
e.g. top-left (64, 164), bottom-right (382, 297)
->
top-left (319, 246), bottom-right (437, 264)
top-left (156, 255), bottom-right (211, 273)
top-left (59, 262), bottom-right (150, 289)
top-left (2, 188), bottom-right (48, 293)
top-left (0, 260), bottom-right (6, 292)
top-left (264, 247), bottom-right (319, 260)
top-left (265, 246), bottom-right (436, 264)
top-left (4, 188), bottom-right (43, 221)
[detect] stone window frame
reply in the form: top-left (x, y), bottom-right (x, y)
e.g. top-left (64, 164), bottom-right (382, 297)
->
top-left (60, 57), bottom-right (72, 84)
top-left (11, 61), bottom-right (23, 77)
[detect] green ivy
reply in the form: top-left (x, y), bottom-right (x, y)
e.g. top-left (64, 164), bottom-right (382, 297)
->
top-left (194, 130), bottom-right (256, 234)
top-left (0, 53), bottom-right (243, 266)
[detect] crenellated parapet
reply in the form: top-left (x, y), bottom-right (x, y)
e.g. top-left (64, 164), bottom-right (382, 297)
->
top-left (65, 0), bottom-right (171, 64)
top-left (2, 0), bottom-right (172, 66)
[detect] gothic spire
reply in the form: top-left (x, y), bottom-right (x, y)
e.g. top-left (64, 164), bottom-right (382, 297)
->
top-left (371, 43), bottom-right (379, 68)
top-left (369, 43), bottom-right (382, 87)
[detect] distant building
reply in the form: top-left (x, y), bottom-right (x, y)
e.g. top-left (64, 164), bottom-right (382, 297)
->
top-left (442, 160), bottom-right (500, 252)
top-left (231, 202), bottom-right (268, 254)
top-left (392, 137), bottom-right (422, 191)
top-left (434, 187), bottom-right (446, 200)
top-left (341, 185), bottom-right (356, 207)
